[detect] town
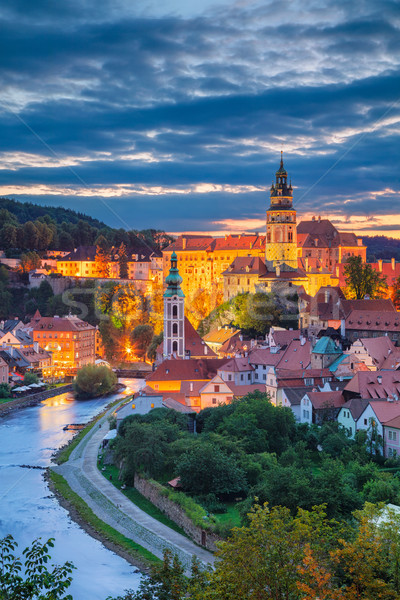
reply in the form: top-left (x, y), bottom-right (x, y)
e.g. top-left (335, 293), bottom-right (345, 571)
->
top-left (1, 155), bottom-right (400, 451)
top-left (2, 156), bottom-right (400, 600)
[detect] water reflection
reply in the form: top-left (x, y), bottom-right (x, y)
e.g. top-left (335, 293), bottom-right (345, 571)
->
top-left (0, 379), bottom-right (143, 600)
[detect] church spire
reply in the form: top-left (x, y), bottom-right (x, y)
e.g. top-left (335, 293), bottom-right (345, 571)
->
top-left (164, 251), bottom-right (184, 298)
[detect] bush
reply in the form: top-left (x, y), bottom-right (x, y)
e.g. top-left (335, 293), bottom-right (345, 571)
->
top-left (0, 383), bottom-right (11, 398)
top-left (74, 364), bottom-right (117, 399)
top-left (23, 372), bottom-right (39, 385)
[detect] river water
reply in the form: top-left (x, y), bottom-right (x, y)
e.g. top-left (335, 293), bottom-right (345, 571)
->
top-left (0, 380), bottom-right (143, 600)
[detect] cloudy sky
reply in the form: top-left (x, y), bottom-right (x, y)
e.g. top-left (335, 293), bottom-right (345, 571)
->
top-left (0, 0), bottom-right (399, 237)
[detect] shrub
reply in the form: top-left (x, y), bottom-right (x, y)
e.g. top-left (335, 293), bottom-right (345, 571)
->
top-left (74, 364), bottom-right (117, 399)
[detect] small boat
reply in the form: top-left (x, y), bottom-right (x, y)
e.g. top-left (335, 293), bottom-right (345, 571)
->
top-left (63, 423), bottom-right (86, 431)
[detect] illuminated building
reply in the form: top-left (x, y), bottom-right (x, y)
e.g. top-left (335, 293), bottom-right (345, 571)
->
top-left (33, 315), bottom-right (95, 369)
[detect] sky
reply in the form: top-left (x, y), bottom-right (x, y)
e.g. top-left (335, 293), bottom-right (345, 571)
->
top-left (0, 0), bottom-right (399, 238)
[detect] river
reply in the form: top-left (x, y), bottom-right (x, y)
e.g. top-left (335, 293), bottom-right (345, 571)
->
top-left (0, 380), bottom-right (143, 600)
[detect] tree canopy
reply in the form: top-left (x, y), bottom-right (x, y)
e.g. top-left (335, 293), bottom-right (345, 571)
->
top-left (344, 255), bottom-right (388, 299)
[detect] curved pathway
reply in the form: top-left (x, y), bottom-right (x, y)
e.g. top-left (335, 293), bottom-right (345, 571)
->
top-left (52, 402), bottom-right (215, 571)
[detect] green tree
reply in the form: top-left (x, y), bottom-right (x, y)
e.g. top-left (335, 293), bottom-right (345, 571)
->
top-left (147, 333), bottom-right (163, 361)
top-left (131, 324), bottom-right (154, 359)
top-left (0, 284), bottom-right (12, 319)
top-left (23, 372), bottom-right (39, 386)
top-left (0, 534), bottom-right (75, 600)
top-left (0, 383), bottom-right (11, 399)
top-left (231, 292), bottom-right (281, 335)
top-left (22, 221), bottom-right (39, 249)
top-left (176, 442), bottom-right (247, 497)
top-left (344, 255), bottom-right (388, 299)
top-left (118, 242), bottom-right (129, 279)
top-left (1, 223), bottom-right (17, 248)
top-left (74, 364), bottom-right (117, 399)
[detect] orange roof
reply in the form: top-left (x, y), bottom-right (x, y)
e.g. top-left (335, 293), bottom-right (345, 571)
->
top-left (146, 358), bottom-right (228, 382)
top-left (33, 316), bottom-right (95, 332)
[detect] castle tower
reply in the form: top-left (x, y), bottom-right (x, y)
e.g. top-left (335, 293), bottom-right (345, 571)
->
top-left (265, 152), bottom-right (297, 269)
top-left (163, 251), bottom-right (185, 359)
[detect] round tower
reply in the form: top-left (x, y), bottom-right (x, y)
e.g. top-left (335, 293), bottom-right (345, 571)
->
top-left (265, 152), bottom-right (297, 268)
top-left (163, 251), bottom-right (185, 359)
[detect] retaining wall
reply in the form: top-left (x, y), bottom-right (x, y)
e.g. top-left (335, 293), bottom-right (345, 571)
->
top-left (134, 474), bottom-right (222, 552)
top-left (0, 384), bottom-right (74, 416)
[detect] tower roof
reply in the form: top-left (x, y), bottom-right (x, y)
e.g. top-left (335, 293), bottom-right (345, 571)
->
top-left (275, 151), bottom-right (287, 176)
top-left (164, 251), bottom-right (184, 297)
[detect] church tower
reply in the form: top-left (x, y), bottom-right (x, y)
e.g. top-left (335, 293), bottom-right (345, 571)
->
top-left (163, 251), bottom-right (185, 359)
top-left (265, 152), bottom-right (297, 269)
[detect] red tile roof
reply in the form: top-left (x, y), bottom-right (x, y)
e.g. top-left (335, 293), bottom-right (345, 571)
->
top-left (223, 256), bottom-right (268, 276)
top-left (157, 317), bottom-right (216, 358)
top-left (368, 400), bottom-right (400, 424)
top-left (341, 298), bottom-right (396, 317)
top-left (345, 371), bottom-right (400, 399)
top-left (356, 337), bottom-right (396, 368)
top-left (146, 358), bottom-right (228, 383)
top-left (33, 316), bottom-right (95, 332)
top-left (307, 390), bottom-right (345, 409)
top-left (218, 357), bottom-right (254, 372)
top-left (345, 310), bottom-right (400, 333)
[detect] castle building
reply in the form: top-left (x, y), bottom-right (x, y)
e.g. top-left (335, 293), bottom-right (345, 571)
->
top-left (162, 154), bottom-right (367, 299)
top-left (163, 252), bottom-right (185, 359)
top-left (266, 152), bottom-right (297, 269)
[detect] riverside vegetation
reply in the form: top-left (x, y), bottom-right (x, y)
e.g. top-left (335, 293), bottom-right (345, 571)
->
top-left (111, 391), bottom-right (400, 529)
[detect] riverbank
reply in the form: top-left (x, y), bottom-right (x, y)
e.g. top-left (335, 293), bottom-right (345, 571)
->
top-left (46, 470), bottom-right (157, 574)
top-left (0, 384), bottom-right (74, 416)
top-left (50, 400), bottom-right (215, 574)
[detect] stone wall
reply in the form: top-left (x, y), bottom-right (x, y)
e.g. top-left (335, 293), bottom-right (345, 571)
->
top-left (134, 474), bottom-right (222, 552)
top-left (0, 384), bottom-right (74, 416)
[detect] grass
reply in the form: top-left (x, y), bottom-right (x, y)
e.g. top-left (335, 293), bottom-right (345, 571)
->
top-left (0, 397), bottom-right (14, 404)
top-left (98, 459), bottom-right (187, 537)
top-left (49, 470), bottom-right (161, 569)
top-left (56, 396), bottom-right (131, 464)
top-left (212, 504), bottom-right (242, 528)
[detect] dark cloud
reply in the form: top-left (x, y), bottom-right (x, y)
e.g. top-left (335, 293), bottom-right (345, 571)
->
top-left (0, 0), bottom-right (399, 232)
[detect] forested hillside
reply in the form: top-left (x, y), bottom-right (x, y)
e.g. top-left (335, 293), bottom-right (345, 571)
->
top-left (0, 197), bottom-right (173, 253)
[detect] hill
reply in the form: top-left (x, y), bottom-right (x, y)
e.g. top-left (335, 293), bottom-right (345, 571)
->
top-left (0, 197), bottom-right (108, 229)
top-left (363, 235), bottom-right (400, 261)
top-left (0, 197), bottom-right (173, 254)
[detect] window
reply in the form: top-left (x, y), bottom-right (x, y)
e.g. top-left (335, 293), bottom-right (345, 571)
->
top-left (263, 374), bottom-right (266, 381)
top-left (172, 305), bottom-right (178, 317)
top-left (172, 323), bottom-right (178, 335)
top-left (389, 431), bottom-right (397, 441)
top-left (212, 398), bottom-right (217, 405)
top-left (364, 418), bottom-right (367, 425)
top-left (131, 404), bottom-right (136, 409)
top-left (214, 385), bottom-right (220, 392)
top-left (240, 374), bottom-right (244, 381)
top-left (305, 378), bottom-right (314, 385)
top-left (172, 341), bottom-right (178, 352)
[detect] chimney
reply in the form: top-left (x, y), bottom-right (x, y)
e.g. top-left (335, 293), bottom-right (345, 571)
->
top-left (392, 257), bottom-right (396, 270)
top-left (378, 259), bottom-right (383, 272)
top-left (189, 382), bottom-right (193, 392)
top-left (377, 375), bottom-right (382, 384)
top-left (318, 215), bottom-right (321, 222)
top-left (34, 342), bottom-right (39, 352)
top-left (182, 237), bottom-right (187, 250)
top-left (312, 216), bottom-right (315, 221)
top-left (276, 265), bottom-right (280, 277)
top-left (305, 257), bottom-right (309, 271)
top-left (357, 238), bottom-right (363, 247)
top-left (340, 318), bottom-right (346, 338)
top-left (300, 336), bottom-right (306, 346)
top-left (324, 289), bottom-right (330, 303)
